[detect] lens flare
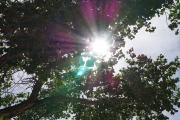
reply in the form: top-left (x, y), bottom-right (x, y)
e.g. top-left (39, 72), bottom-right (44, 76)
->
top-left (90, 36), bottom-right (110, 56)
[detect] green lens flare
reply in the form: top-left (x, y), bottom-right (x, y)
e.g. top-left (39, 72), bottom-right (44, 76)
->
top-left (77, 67), bottom-right (86, 76)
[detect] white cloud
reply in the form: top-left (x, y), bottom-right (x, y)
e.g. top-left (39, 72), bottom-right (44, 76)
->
top-left (124, 14), bottom-right (180, 61)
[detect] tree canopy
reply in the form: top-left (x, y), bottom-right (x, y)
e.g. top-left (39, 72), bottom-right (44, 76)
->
top-left (0, 0), bottom-right (180, 119)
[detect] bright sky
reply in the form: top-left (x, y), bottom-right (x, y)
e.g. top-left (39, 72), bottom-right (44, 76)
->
top-left (119, 14), bottom-right (180, 120)
top-left (9, 13), bottom-right (180, 120)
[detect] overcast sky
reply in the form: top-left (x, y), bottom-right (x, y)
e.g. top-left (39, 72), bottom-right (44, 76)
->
top-left (119, 14), bottom-right (180, 120)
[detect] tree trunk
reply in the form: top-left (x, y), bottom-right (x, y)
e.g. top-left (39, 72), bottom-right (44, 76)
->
top-left (0, 81), bottom-right (43, 119)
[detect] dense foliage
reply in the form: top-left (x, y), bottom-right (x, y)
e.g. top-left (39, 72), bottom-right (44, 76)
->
top-left (0, 0), bottom-right (179, 119)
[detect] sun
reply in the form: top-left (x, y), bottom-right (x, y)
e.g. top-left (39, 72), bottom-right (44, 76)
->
top-left (90, 36), bottom-right (110, 56)
top-left (77, 34), bottom-right (112, 76)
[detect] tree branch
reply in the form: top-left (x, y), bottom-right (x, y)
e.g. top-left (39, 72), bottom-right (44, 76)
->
top-left (37, 94), bottom-right (97, 107)
top-left (0, 80), bottom-right (43, 119)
